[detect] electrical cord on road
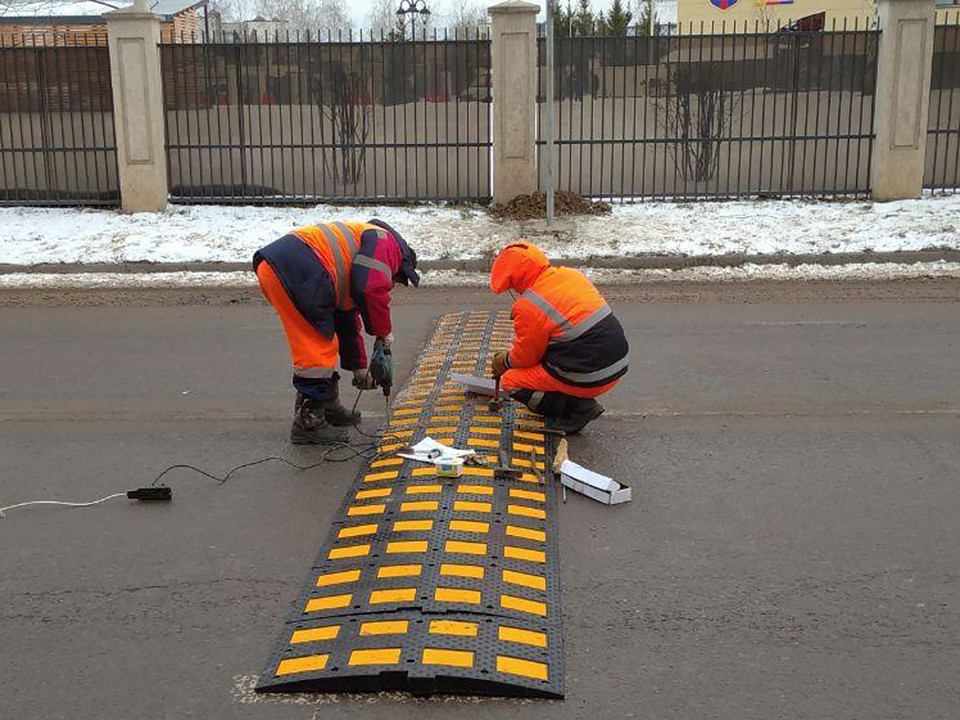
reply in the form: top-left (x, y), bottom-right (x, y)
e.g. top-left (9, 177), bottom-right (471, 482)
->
top-left (2, 390), bottom-right (398, 519)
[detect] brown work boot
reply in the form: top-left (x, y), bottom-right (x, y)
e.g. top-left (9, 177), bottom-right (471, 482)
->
top-left (323, 376), bottom-right (361, 427)
top-left (291, 392), bottom-right (350, 445)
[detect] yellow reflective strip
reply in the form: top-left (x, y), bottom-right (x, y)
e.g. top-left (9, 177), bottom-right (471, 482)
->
top-left (498, 626), bottom-right (547, 648)
top-left (453, 500), bottom-right (491, 513)
top-left (444, 539), bottom-right (487, 555)
top-left (377, 564), bottom-right (422, 578)
top-left (510, 489), bottom-right (546, 502)
top-left (426, 426), bottom-right (458, 434)
top-left (328, 544), bottom-right (370, 560)
top-left (429, 620), bottom-right (478, 637)
top-left (497, 655), bottom-right (548, 681)
top-left (356, 488), bottom-right (391, 500)
top-left (369, 458), bottom-right (403, 468)
top-left (428, 415), bottom-right (460, 423)
top-left (405, 484), bottom-right (442, 495)
top-left (386, 540), bottom-right (428, 554)
top-left (411, 467), bottom-right (437, 477)
top-left (435, 587), bottom-right (481, 604)
top-left (514, 431), bottom-right (545, 441)
top-left (305, 594), bottom-right (352, 612)
top-left (503, 569), bottom-right (547, 591)
top-left (316, 568), bottom-right (362, 587)
top-left (369, 588), bottom-right (417, 604)
top-left (509, 504), bottom-right (546, 520)
top-left (457, 484), bottom-right (493, 495)
top-left (449, 519), bottom-right (489, 534)
top-left (387, 429), bottom-right (414, 439)
top-left (439, 563), bottom-right (485, 579)
top-left (337, 524), bottom-right (378, 539)
top-left (400, 500), bottom-right (439, 512)
top-left (511, 459), bottom-right (545, 470)
top-left (422, 648), bottom-right (474, 668)
top-left (504, 546), bottom-right (546, 563)
top-left (472, 414), bottom-right (502, 424)
top-left (461, 467), bottom-right (494, 478)
top-left (392, 519), bottom-right (433, 532)
top-left (435, 404), bottom-right (463, 412)
top-left (468, 438), bottom-right (500, 448)
top-left (513, 442), bottom-right (545, 455)
top-left (360, 620), bottom-right (409, 636)
top-left (379, 443), bottom-right (403, 453)
top-left (290, 626), bottom-right (340, 644)
top-left (393, 408), bottom-right (420, 417)
top-left (470, 426), bottom-right (501, 435)
top-left (276, 654), bottom-right (329, 676)
top-left (501, 594), bottom-right (547, 616)
top-left (348, 648), bottom-right (402, 666)
top-left (434, 438), bottom-right (455, 445)
top-left (347, 504), bottom-right (385, 516)
top-left (516, 418), bottom-right (546, 428)
top-left (506, 525), bottom-right (546, 542)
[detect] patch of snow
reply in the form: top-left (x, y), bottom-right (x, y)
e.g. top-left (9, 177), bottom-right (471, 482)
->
top-left (1, 195), bottom-right (958, 267)
top-left (4, 261), bottom-right (960, 289)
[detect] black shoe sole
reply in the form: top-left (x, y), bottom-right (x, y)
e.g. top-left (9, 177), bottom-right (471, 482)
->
top-left (290, 426), bottom-right (350, 445)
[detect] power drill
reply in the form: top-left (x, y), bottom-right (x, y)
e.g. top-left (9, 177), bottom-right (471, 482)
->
top-left (369, 337), bottom-right (393, 398)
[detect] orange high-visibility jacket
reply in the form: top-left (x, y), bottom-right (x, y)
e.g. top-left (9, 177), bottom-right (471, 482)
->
top-left (490, 242), bottom-right (629, 388)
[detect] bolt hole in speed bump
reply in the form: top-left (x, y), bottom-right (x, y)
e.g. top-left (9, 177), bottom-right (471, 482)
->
top-left (256, 311), bottom-right (564, 699)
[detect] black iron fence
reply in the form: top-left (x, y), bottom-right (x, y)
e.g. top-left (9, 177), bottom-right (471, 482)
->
top-left (925, 13), bottom-right (960, 193)
top-left (0, 34), bottom-right (119, 206)
top-left (159, 29), bottom-right (492, 204)
top-left (537, 20), bottom-right (879, 200)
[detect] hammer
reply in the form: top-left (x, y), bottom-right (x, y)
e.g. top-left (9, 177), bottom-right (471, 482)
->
top-left (488, 376), bottom-right (503, 412)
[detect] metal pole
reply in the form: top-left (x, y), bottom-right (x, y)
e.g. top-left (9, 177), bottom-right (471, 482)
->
top-left (545, 0), bottom-right (556, 224)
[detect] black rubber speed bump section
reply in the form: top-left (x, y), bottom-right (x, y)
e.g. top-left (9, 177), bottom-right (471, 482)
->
top-left (256, 311), bottom-right (563, 698)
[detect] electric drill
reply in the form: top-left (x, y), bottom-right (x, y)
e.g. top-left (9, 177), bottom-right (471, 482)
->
top-left (369, 337), bottom-right (393, 398)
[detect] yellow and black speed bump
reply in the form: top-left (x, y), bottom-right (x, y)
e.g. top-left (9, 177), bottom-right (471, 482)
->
top-left (256, 311), bottom-right (564, 698)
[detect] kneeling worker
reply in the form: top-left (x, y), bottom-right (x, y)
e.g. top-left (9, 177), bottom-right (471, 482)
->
top-left (489, 242), bottom-right (628, 433)
top-left (253, 219), bottom-right (419, 444)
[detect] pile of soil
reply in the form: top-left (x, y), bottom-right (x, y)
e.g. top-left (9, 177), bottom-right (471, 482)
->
top-left (488, 191), bottom-right (612, 221)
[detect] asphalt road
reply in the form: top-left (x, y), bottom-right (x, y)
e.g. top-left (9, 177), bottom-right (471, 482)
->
top-left (1, 283), bottom-right (959, 719)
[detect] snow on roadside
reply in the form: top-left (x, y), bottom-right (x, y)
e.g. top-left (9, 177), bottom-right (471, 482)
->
top-left (1, 194), bottom-right (959, 266)
top-left (4, 261), bottom-right (960, 290)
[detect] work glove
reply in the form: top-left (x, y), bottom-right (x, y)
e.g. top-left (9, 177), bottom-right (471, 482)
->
top-left (352, 368), bottom-right (377, 390)
top-left (377, 333), bottom-right (394, 352)
top-left (491, 352), bottom-right (508, 379)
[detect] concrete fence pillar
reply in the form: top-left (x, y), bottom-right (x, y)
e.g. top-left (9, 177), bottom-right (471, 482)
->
top-left (489, 0), bottom-right (540, 204)
top-left (871, 0), bottom-right (936, 201)
top-left (105, 0), bottom-right (168, 213)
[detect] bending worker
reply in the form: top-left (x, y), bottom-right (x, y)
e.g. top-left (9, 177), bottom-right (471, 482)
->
top-left (489, 242), bottom-right (628, 434)
top-left (253, 219), bottom-right (419, 444)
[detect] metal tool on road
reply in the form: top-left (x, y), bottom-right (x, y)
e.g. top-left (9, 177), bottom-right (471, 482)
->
top-left (488, 376), bottom-right (503, 412)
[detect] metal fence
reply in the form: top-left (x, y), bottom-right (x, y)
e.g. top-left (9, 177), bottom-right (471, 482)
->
top-left (925, 13), bottom-right (960, 193)
top-left (0, 34), bottom-right (118, 206)
top-left (159, 30), bottom-right (492, 204)
top-left (537, 21), bottom-right (879, 200)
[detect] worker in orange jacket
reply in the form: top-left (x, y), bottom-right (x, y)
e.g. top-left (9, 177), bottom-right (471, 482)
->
top-left (489, 242), bottom-right (628, 433)
top-left (254, 219), bottom-right (419, 444)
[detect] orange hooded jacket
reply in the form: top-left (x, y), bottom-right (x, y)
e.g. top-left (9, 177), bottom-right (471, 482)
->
top-left (490, 243), bottom-right (629, 389)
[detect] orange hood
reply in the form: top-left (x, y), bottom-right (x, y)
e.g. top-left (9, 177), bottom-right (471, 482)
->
top-left (489, 242), bottom-right (551, 294)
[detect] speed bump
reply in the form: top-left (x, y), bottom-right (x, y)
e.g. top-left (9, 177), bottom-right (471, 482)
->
top-left (256, 311), bottom-right (564, 698)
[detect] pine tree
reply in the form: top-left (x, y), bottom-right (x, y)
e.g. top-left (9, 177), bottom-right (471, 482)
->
top-left (572, 0), bottom-right (595, 36)
top-left (605, 0), bottom-right (632, 36)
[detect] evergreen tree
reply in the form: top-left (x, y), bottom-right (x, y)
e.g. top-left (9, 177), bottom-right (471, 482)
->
top-left (605, 0), bottom-right (632, 35)
top-left (571, 0), bottom-right (595, 36)
top-left (636, 0), bottom-right (657, 36)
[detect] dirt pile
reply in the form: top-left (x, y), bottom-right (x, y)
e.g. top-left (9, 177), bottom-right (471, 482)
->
top-left (488, 191), bottom-right (612, 221)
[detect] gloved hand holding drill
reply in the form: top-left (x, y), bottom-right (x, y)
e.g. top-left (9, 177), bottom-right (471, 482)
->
top-left (491, 351), bottom-right (508, 379)
top-left (353, 335), bottom-right (394, 397)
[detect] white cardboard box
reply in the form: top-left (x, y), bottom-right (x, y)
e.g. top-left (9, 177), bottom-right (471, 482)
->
top-left (559, 460), bottom-right (632, 505)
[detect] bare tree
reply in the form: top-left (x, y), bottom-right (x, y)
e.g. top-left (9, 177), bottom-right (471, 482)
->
top-left (366, 0), bottom-right (397, 35)
top-left (0, 0), bottom-right (121, 13)
top-left (253, 0), bottom-right (350, 34)
top-left (445, 0), bottom-right (486, 32)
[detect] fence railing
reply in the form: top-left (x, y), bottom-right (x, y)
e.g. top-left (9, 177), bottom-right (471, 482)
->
top-left (925, 14), bottom-right (960, 194)
top-left (0, 34), bottom-right (119, 206)
top-left (159, 29), bottom-right (492, 205)
top-left (537, 20), bottom-right (880, 201)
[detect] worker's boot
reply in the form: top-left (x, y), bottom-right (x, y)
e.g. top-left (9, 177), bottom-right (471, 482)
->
top-left (291, 392), bottom-right (350, 445)
top-left (553, 398), bottom-right (604, 435)
top-left (323, 375), bottom-right (361, 427)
